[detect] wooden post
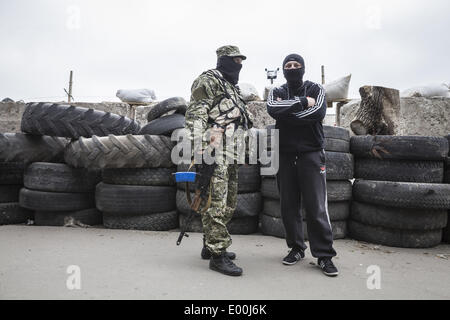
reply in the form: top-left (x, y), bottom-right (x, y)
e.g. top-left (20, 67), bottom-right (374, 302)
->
top-left (321, 65), bottom-right (325, 85)
top-left (68, 71), bottom-right (73, 103)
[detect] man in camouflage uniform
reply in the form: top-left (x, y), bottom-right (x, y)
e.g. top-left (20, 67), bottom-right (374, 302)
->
top-left (184, 45), bottom-right (254, 276)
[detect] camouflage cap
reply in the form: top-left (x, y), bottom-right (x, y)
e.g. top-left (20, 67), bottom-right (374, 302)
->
top-left (216, 45), bottom-right (247, 60)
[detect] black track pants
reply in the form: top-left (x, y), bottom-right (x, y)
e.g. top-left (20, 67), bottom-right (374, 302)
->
top-left (276, 149), bottom-right (337, 258)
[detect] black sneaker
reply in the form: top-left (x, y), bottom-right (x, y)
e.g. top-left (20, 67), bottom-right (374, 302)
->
top-left (318, 257), bottom-right (339, 277)
top-left (282, 248), bottom-right (305, 265)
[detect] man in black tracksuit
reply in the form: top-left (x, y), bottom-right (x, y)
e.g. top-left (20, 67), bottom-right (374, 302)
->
top-left (266, 53), bottom-right (338, 277)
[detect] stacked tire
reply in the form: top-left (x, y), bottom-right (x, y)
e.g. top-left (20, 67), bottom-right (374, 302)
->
top-left (260, 125), bottom-right (353, 240)
top-left (442, 134), bottom-right (450, 243)
top-left (350, 135), bottom-right (450, 248)
top-left (96, 168), bottom-right (178, 231)
top-left (176, 163), bottom-right (262, 235)
top-left (0, 132), bottom-right (70, 225)
top-left (19, 163), bottom-right (102, 226)
top-left (139, 97), bottom-right (187, 136)
top-left (0, 162), bottom-right (33, 225)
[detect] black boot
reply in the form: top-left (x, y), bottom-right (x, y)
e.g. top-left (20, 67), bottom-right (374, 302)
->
top-left (209, 252), bottom-right (243, 276)
top-left (201, 236), bottom-right (236, 260)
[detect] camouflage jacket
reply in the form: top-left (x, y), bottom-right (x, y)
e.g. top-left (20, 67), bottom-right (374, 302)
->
top-left (185, 69), bottom-right (254, 161)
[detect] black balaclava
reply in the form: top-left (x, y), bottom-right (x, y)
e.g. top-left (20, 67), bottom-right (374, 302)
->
top-left (216, 56), bottom-right (242, 85)
top-left (282, 54), bottom-right (305, 93)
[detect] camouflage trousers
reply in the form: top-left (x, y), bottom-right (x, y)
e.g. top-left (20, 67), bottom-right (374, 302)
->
top-left (198, 161), bottom-right (239, 256)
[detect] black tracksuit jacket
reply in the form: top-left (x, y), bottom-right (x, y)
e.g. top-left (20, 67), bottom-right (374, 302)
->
top-left (266, 80), bottom-right (327, 153)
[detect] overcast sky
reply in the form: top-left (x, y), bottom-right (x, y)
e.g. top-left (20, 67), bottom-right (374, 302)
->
top-left (0, 0), bottom-right (448, 108)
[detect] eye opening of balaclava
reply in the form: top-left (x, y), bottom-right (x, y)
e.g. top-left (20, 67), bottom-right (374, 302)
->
top-left (282, 53), bottom-right (305, 91)
top-left (216, 56), bottom-right (242, 85)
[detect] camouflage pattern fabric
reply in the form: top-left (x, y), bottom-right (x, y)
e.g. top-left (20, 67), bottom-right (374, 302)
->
top-left (185, 54), bottom-right (253, 255)
top-left (195, 159), bottom-right (239, 255)
top-left (185, 69), bottom-right (254, 162)
top-left (216, 45), bottom-right (247, 60)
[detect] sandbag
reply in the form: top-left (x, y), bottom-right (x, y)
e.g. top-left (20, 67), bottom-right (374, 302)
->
top-left (324, 74), bottom-right (351, 101)
top-left (401, 83), bottom-right (449, 98)
top-left (238, 83), bottom-right (260, 102)
top-left (116, 88), bottom-right (156, 103)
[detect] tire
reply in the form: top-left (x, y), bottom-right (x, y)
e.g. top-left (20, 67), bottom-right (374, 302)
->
top-left (0, 162), bottom-right (25, 185)
top-left (19, 188), bottom-right (95, 211)
top-left (351, 201), bottom-right (448, 230)
top-left (34, 208), bottom-right (102, 227)
top-left (139, 113), bottom-right (185, 136)
top-left (260, 214), bottom-right (347, 240)
top-left (348, 220), bottom-right (442, 248)
top-left (261, 177), bottom-right (352, 202)
top-left (0, 185), bottom-right (22, 203)
top-left (324, 138), bottom-right (350, 153)
top-left (96, 182), bottom-right (175, 214)
top-left (103, 210), bottom-right (178, 231)
top-left (21, 102), bottom-right (140, 139)
top-left (0, 133), bottom-right (69, 164)
top-left (323, 126), bottom-right (350, 153)
top-left (0, 203), bottom-right (33, 225)
top-left (353, 180), bottom-right (450, 209)
top-left (323, 126), bottom-right (350, 141)
top-left (64, 134), bottom-right (174, 169)
top-left (24, 162), bottom-right (101, 193)
top-left (260, 177), bottom-right (279, 199)
top-left (326, 152), bottom-right (354, 180)
top-left (350, 135), bottom-right (448, 161)
top-left (178, 212), bottom-right (258, 234)
top-left (102, 167), bottom-right (175, 186)
top-left (227, 216), bottom-right (259, 234)
top-left (354, 158), bottom-right (444, 183)
top-left (176, 164), bottom-right (261, 193)
top-left (176, 190), bottom-right (261, 218)
top-left (260, 214), bottom-right (286, 238)
top-left (233, 192), bottom-right (262, 218)
top-left (262, 198), bottom-right (350, 221)
top-left (178, 212), bottom-right (203, 233)
top-left (237, 165), bottom-right (261, 193)
top-left (147, 97), bottom-right (187, 122)
top-left (443, 213), bottom-right (450, 243)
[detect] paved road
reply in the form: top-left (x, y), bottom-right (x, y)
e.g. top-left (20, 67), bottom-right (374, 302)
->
top-left (0, 225), bottom-right (449, 299)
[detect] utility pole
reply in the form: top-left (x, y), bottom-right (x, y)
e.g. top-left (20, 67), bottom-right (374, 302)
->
top-left (64, 71), bottom-right (74, 103)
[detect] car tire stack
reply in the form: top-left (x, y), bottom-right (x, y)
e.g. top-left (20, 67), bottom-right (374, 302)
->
top-left (349, 135), bottom-right (450, 248)
top-left (19, 163), bottom-right (102, 226)
top-left (176, 163), bottom-right (262, 235)
top-left (442, 134), bottom-right (450, 243)
top-left (260, 125), bottom-right (353, 240)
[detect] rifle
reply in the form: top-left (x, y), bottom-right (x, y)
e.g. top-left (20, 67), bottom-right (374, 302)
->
top-left (175, 154), bottom-right (217, 245)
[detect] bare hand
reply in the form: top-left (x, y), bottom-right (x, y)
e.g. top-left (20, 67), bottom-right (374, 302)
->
top-left (306, 97), bottom-right (316, 108)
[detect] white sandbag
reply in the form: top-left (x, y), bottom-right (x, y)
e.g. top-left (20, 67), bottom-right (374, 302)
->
top-left (116, 88), bottom-right (157, 103)
top-left (238, 83), bottom-right (261, 102)
top-left (324, 74), bottom-right (351, 101)
top-left (401, 83), bottom-right (449, 98)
